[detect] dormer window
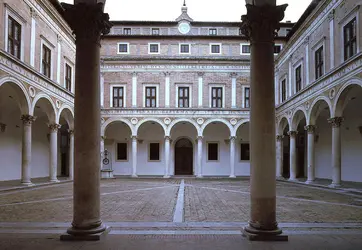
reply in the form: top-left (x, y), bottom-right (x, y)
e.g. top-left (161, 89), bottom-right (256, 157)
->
top-left (209, 28), bottom-right (217, 36)
top-left (152, 28), bottom-right (160, 35)
top-left (123, 28), bottom-right (131, 35)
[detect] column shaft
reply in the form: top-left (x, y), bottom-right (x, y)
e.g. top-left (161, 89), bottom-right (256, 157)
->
top-left (229, 136), bottom-right (236, 178)
top-left (132, 136), bottom-right (137, 177)
top-left (164, 136), bottom-right (170, 177)
top-left (49, 124), bottom-right (61, 182)
top-left (305, 125), bottom-right (315, 184)
top-left (329, 117), bottom-right (343, 187)
top-left (276, 135), bottom-right (284, 178)
top-left (197, 136), bottom-right (203, 177)
top-left (69, 130), bottom-right (74, 180)
top-left (21, 115), bottom-right (36, 185)
top-left (288, 131), bottom-right (297, 181)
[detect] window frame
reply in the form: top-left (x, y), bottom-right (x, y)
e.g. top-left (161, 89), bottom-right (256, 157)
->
top-left (179, 43), bottom-right (191, 54)
top-left (148, 42), bottom-right (160, 54)
top-left (339, 8), bottom-right (360, 63)
top-left (115, 142), bottom-right (128, 162)
top-left (123, 28), bottom-right (131, 35)
top-left (240, 43), bottom-right (251, 55)
top-left (177, 86), bottom-right (190, 108)
top-left (110, 84), bottom-right (127, 108)
top-left (7, 16), bottom-right (22, 59)
top-left (117, 42), bottom-right (130, 54)
top-left (65, 63), bottom-right (72, 92)
top-left (143, 84), bottom-right (159, 108)
top-left (207, 142), bottom-right (219, 162)
top-left (280, 77), bottom-right (287, 103)
top-left (244, 87), bottom-right (250, 108)
top-left (41, 43), bottom-right (52, 79)
top-left (148, 142), bottom-right (161, 162)
top-left (175, 84), bottom-right (192, 108)
top-left (294, 63), bottom-right (302, 93)
top-left (152, 28), bottom-right (160, 35)
top-left (209, 85), bottom-right (225, 108)
top-left (4, 6), bottom-right (25, 61)
top-left (274, 44), bottom-right (283, 55)
top-left (209, 43), bottom-right (222, 55)
top-left (314, 45), bottom-right (324, 80)
top-left (343, 17), bottom-right (357, 61)
top-left (209, 28), bottom-right (217, 36)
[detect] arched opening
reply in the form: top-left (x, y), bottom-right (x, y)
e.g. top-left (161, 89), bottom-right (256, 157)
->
top-left (278, 117), bottom-right (290, 179)
top-left (58, 117), bottom-right (70, 177)
top-left (292, 110), bottom-right (307, 179)
top-left (235, 122), bottom-right (250, 176)
top-left (174, 138), bottom-right (193, 175)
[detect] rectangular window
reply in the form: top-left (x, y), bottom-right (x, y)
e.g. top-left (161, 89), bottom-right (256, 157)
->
top-left (145, 87), bottom-right (157, 107)
top-left (118, 43), bottom-right (128, 53)
top-left (149, 43), bottom-right (159, 53)
top-left (65, 64), bottom-right (72, 91)
top-left (315, 46), bottom-right (324, 80)
top-left (42, 44), bottom-right (51, 78)
top-left (281, 79), bottom-right (286, 102)
top-left (113, 87), bottom-right (124, 108)
top-left (117, 143), bottom-right (127, 161)
top-left (244, 87), bottom-right (250, 108)
top-left (7, 16), bottom-right (21, 59)
top-left (242, 45), bottom-right (251, 54)
top-left (240, 143), bottom-right (250, 161)
top-left (209, 28), bottom-right (217, 35)
top-left (344, 18), bottom-right (357, 61)
top-left (149, 143), bottom-right (160, 161)
top-left (274, 45), bottom-right (282, 54)
top-left (211, 44), bottom-right (220, 54)
top-left (180, 44), bottom-right (190, 54)
top-left (208, 143), bottom-right (218, 161)
top-left (123, 28), bottom-right (131, 35)
top-left (152, 28), bottom-right (160, 35)
top-left (295, 65), bottom-right (302, 93)
top-left (178, 87), bottom-right (189, 108)
top-left (211, 87), bottom-right (223, 108)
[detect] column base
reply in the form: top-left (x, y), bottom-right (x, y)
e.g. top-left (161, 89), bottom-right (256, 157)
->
top-left (242, 226), bottom-right (288, 241)
top-left (196, 175), bottom-right (203, 178)
top-left (163, 175), bottom-right (170, 178)
top-left (131, 174), bottom-right (138, 178)
top-left (328, 183), bottom-right (341, 188)
top-left (288, 178), bottom-right (297, 182)
top-left (101, 170), bottom-right (115, 179)
top-left (305, 180), bottom-right (315, 184)
top-left (60, 224), bottom-right (110, 241)
top-left (21, 181), bottom-right (34, 186)
top-left (229, 175), bottom-right (236, 178)
top-left (49, 179), bottom-right (60, 183)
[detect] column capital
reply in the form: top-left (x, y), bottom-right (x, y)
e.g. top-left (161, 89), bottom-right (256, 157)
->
top-left (197, 72), bottom-right (205, 77)
top-left (165, 136), bottom-right (171, 141)
top-left (30, 7), bottom-right (38, 19)
top-left (132, 71), bottom-right (138, 77)
top-left (304, 125), bottom-right (316, 134)
top-left (48, 123), bottom-right (61, 133)
top-left (163, 71), bottom-right (171, 77)
top-left (328, 9), bottom-right (335, 21)
top-left (229, 136), bottom-right (237, 141)
top-left (0, 123), bottom-right (6, 133)
top-left (21, 115), bottom-right (36, 126)
top-left (276, 135), bottom-right (284, 141)
top-left (57, 34), bottom-right (63, 44)
top-left (328, 117), bottom-right (344, 128)
top-left (61, 3), bottom-right (112, 43)
top-left (303, 35), bottom-right (310, 45)
top-left (68, 129), bottom-right (74, 135)
top-left (287, 130), bottom-right (298, 137)
top-left (131, 135), bottom-right (137, 140)
top-left (197, 136), bottom-right (203, 140)
top-left (240, 4), bottom-right (288, 42)
top-left (229, 72), bottom-right (238, 78)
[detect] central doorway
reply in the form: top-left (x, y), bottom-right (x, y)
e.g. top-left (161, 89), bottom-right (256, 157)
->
top-left (175, 138), bottom-right (193, 175)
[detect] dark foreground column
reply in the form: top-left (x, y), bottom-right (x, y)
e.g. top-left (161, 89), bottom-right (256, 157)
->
top-left (60, 2), bottom-right (112, 241)
top-left (240, 2), bottom-right (288, 241)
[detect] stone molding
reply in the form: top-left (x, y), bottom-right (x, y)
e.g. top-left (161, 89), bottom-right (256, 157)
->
top-left (304, 125), bottom-right (316, 134)
top-left (48, 123), bottom-right (62, 132)
top-left (102, 64), bottom-right (250, 71)
top-left (287, 131), bottom-right (298, 137)
top-left (328, 117), bottom-right (344, 128)
top-left (21, 115), bottom-right (36, 126)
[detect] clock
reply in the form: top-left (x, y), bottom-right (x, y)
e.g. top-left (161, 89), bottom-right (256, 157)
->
top-left (178, 22), bottom-right (190, 34)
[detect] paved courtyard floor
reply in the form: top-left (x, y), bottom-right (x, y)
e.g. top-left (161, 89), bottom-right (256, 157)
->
top-left (0, 178), bottom-right (362, 249)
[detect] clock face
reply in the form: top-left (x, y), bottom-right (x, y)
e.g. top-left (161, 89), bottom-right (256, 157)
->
top-left (178, 23), bottom-right (190, 34)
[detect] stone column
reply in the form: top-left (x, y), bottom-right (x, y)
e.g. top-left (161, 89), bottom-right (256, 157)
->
top-left (240, 2), bottom-right (288, 241)
top-left (100, 73), bottom-right (104, 108)
top-left (276, 135), bottom-right (284, 178)
top-left (328, 10), bottom-right (335, 69)
top-left (197, 136), bottom-right (203, 177)
top-left (30, 8), bottom-right (37, 67)
top-left (229, 136), bottom-right (236, 178)
top-left (100, 136), bottom-right (105, 170)
top-left (21, 115), bottom-right (36, 185)
top-left (304, 36), bottom-right (310, 86)
top-left (57, 35), bottom-right (62, 84)
top-left (304, 125), bottom-right (316, 184)
top-left (328, 117), bottom-right (343, 188)
top-left (288, 56), bottom-right (292, 96)
top-left (274, 69), bottom-right (279, 105)
top-left (60, 1), bottom-right (112, 240)
top-left (164, 136), bottom-right (171, 178)
top-left (132, 72), bottom-right (137, 107)
top-left (164, 72), bottom-right (171, 108)
top-left (68, 130), bottom-right (74, 180)
top-left (197, 72), bottom-right (204, 107)
top-left (131, 136), bottom-right (138, 177)
top-left (48, 124), bottom-right (61, 182)
top-left (230, 73), bottom-right (237, 108)
top-left (288, 130), bottom-right (297, 181)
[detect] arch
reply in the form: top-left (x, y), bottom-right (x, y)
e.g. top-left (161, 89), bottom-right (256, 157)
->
top-left (308, 96), bottom-right (332, 125)
top-left (232, 119), bottom-right (250, 137)
top-left (135, 118), bottom-right (167, 135)
top-left (173, 136), bottom-right (196, 176)
top-left (57, 104), bottom-right (74, 129)
top-left (0, 76), bottom-right (31, 115)
top-left (277, 115), bottom-right (290, 134)
top-left (167, 118), bottom-right (200, 137)
top-left (291, 107), bottom-right (307, 130)
top-left (101, 117), bottom-right (135, 136)
top-left (333, 78), bottom-right (362, 117)
top-left (201, 118), bottom-right (233, 136)
top-left (31, 93), bottom-right (57, 123)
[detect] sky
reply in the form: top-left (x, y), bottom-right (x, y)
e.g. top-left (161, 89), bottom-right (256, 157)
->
top-left (61, 0), bottom-right (312, 22)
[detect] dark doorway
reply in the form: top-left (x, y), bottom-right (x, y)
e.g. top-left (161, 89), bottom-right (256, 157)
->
top-left (282, 126), bottom-right (290, 179)
top-left (175, 138), bottom-right (193, 175)
top-left (60, 130), bottom-right (69, 177)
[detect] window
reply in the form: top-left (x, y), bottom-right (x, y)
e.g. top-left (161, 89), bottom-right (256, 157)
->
top-left (207, 143), bottom-right (218, 161)
top-left (286, 28), bottom-right (292, 35)
top-left (152, 28), bottom-right (160, 35)
top-left (123, 28), bottom-right (131, 35)
top-left (209, 28), bottom-right (217, 35)
top-left (178, 87), bottom-right (190, 108)
top-left (241, 44), bottom-right (251, 54)
top-left (113, 87), bottom-right (124, 108)
top-left (315, 46), bottom-right (324, 80)
top-left (240, 143), bottom-right (250, 161)
top-left (210, 44), bottom-right (221, 54)
top-left (239, 28), bottom-right (243, 35)
top-left (42, 44), bottom-right (51, 78)
top-left (118, 43), bottom-right (129, 54)
top-left (149, 43), bottom-right (160, 54)
top-left (7, 16), bottom-right (21, 59)
top-left (116, 143), bottom-right (127, 161)
top-left (295, 65), bottom-right (302, 93)
top-left (149, 143), bottom-right (160, 161)
top-left (244, 87), bottom-right (250, 108)
top-left (65, 64), bottom-right (72, 91)
top-left (145, 87), bottom-right (157, 107)
top-left (211, 87), bottom-right (223, 108)
top-left (281, 79), bottom-right (286, 102)
top-left (180, 44), bottom-right (190, 54)
top-left (344, 18), bottom-right (357, 61)
top-left (274, 45), bottom-right (282, 54)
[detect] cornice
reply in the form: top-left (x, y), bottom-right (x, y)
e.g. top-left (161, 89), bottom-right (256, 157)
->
top-left (101, 56), bottom-right (251, 63)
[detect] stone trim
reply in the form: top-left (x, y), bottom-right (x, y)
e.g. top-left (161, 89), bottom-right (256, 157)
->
top-left (21, 115), bottom-right (36, 126)
top-left (328, 117), bottom-right (344, 128)
top-left (304, 125), bottom-right (316, 133)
